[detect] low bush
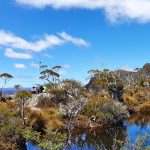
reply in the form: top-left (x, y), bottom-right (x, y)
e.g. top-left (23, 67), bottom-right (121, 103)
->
top-left (81, 93), bottom-right (128, 124)
top-left (49, 88), bottom-right (68, 103)
top-left (36, 95), bottom-right (57, 108)
top-left (0, 102), bottom-right (25, 150)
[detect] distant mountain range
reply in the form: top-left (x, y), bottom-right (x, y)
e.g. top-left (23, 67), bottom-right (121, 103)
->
top-left (2, 88), bottom-right (30, 95)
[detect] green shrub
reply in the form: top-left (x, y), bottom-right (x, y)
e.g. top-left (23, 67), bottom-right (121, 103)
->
top-left (36, 95), bottom-right (57, 108)
top-left (81, 94), bottom-right (128, 124)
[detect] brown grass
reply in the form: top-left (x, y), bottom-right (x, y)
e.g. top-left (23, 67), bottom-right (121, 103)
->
top-left (137, 101), bottom-right (150, 113)
top-left (26, 107), bottom-right (64, 131)
top-left (123, 87), bottom-right (150, 110)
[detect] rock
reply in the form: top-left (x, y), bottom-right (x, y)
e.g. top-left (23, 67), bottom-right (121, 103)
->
top-left (25, 93), bottom-right (52, 107)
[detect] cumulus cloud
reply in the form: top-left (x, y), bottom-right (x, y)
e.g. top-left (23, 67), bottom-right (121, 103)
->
top-left (59, 32), bottom-right (90, 47)
top-left (14, 63), bottom-right (26, 69)
top-left (15, 0), bottom-right (150, 23)
top-left (0, 30), bottom-right (89, 52)
top-left (4, 48), bottom-right (32, 59)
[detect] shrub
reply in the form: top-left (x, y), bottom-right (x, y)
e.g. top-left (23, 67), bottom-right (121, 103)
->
top-left (0, 102), bottom-right (25, 149)
top-left (49, 88), bottom-right (67, 103)
top-left (36, 95), bottom-right (57, 108)
top-left (81, 94), bottom-right (128, 124)
top-left (22, 127), bottom-right (67, 150)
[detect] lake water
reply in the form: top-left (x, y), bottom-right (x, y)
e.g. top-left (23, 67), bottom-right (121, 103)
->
top-left (28, 113), bottom-right (150, 150)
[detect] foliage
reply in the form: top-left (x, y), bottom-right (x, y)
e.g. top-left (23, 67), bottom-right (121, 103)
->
top-left (58, 80), bottom-right (89, 119)
top-left (49, 88), bottom-right (68, 103)
top-left (123, 87), bottom-right (150, 112)
top-left (36, 95), bottom-right (57, 108)
top-left (15, 90), bottom-right (32, 122)
top-left (0, 73), bottom-right (13, 97)
top-left (119, 134), bottom-right (150, 150)
top-left (96, 134), bottom-right (150, 150)
top-left (22, 127), bottom-right (67, 150)
top-left (81, 93), bottom-right (128, 124)
top-left (88, 69), bottom-right (124, 101)
top-left (0, 101), bottom-right (65, 150)
top-left (138, 101), bottom-right (150, 114)
top-left (26, 108), bottom-right (64, 131)
top-left (14, 84), bottom-right (22, 92)
top-left (61, 79), bottom-right (84, 99)
top-left (39, 62), bottom-right (61, 88)
top-left (0, 102), bottom-right (25, 150)
top-left (60, 95), bottom-right (89, 119)
top-left (16, 90), bottom-right (32, 101)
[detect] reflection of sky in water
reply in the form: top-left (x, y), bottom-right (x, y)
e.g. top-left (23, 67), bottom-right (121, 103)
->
top-left (126, 123), bottom-right (150, 144)
top-left (26, 143), bottom-right (41, 150)
top-left (68, 133), bottom-right (96, 150)
top-left (69, 145), bottom-right (95, 150)
top-left (27, 117), bottom-right (150, 150)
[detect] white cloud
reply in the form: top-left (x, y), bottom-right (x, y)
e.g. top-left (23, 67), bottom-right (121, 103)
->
top-left (42, 53), bottom-right (53, 58)
top-left (59, 69), bottom-right (68, 75)
top-left (63, 64), bottom-right (70, 69)
top-left (0, 30), bottom-right (89, 52)
top-left (14, 63), bottom-right (26, 69)
top-left (4, 48), bottom-right (32, 59)
top-left (15, 0), bottom-right (150, 23)
top-left (31, 63), bottom-right (40, 69)
top-left (59, 32), bottom-right (90, 47)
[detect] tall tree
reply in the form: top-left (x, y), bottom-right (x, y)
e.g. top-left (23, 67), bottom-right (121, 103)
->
top-left (39, 63), bottom-right (61, 89)
top-left (0, 73), bottom-right (13, 97)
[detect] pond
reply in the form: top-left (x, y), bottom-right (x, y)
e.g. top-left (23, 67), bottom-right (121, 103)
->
top-left (27, 113), bottom-right (150, 150)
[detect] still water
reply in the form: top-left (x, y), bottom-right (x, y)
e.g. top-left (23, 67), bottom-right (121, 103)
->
top-left (28, 113), bottom-right (150, 150)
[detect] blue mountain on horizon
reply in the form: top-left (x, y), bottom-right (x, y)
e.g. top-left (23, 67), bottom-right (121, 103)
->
top-left (2, 88), bottom-right (31, 95)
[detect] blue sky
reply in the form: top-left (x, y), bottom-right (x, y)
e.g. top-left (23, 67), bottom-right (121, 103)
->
top-left (0, 0), bottom-right (150, 87)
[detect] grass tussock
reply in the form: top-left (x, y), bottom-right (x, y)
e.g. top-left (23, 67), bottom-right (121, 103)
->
top-left (0, 101), bottom-right (18, 117)
top-left (123, 87), bottom-right (150, 111)
top-left (27, 107), bottom-right (64, 131)
top-left (0, 101), bottom-right (18, 110)
top-left (137, 101), bottom-right (150, 114)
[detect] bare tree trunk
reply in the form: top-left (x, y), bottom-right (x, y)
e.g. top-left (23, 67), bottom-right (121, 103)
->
top-left (19, 101), bottom-right (25, 125)
top-left (1, 79), bottom-right (7, 98)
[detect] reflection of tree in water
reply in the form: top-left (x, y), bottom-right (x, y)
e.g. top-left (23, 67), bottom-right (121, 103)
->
top-left (128, 113), bottom-right (150, 128)
top-left (66, 125), bottom-right (127, 150)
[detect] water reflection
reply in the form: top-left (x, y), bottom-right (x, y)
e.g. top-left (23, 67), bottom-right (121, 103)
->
top-left (66, 113), bottom-right (150, 150)
top-left (27, 113), bottom-right (150, 150)
top-left (66, 125), bottom-right (127, 150)
top-left (128, 113), bottom-right (150, 128)
top-left (126, 113), bottom-right (150, 143)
